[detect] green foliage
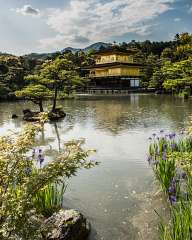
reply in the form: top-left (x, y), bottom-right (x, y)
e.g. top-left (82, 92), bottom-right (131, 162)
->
top-left (155, 158), bottom-right (176, 192)
top-left (0, 123), bottom-right (96, 239)
top-left (148, 130), bottom-right (192, 240)
top-left (40, 57), bottom-right (87, 111)
top-left (1, 32), bottom-right (192, 98)
top-left (141, 53), bottom-right (162, 88)
top-left (140, 33), bottom-right (192, 91)
top-left (160, 197), bottom-right (192, 240)
top-left (149, 70), bottom-right (165, 89)
top-left (0, 55), bottom-right (41, 100)
top-left (15, 74), bottom-right (53, 111)
top-left (163, 57), bottom-right (192, 92)
top-left (33, 181), bottom-right (67, 218)
top-left (15, 56), bottom-right (87, 111)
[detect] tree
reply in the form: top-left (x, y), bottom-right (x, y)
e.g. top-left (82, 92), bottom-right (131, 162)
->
top-left (15, 75), bottom-right (52, 112)
top-left (0, 56), bottom-right (26, 100)
top-left (174, 33), bottom-right (192, 60)
top-left (149, 70), bottom-right (165, 89)
top-left (161, 48), bottom-right (174, 60)
top-left (40, 58), bottom-right (86, 112)
top-left (141, 53), bottom-right (160, 88)
top-left (162, 57), bottom-right (192, 92)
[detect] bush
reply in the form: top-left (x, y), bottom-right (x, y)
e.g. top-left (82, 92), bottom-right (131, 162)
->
top-left (0, 123), bottom-right (96, 239)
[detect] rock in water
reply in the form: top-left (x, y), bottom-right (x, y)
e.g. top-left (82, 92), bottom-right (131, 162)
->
top-left (41, 209), bottom-right (90, 240)
top-left (12, 114), bottom-right (18, 119)
top-left (48, 108), bottom-right (66, 121)
top-left (23, 109), bottom-right (40, 122)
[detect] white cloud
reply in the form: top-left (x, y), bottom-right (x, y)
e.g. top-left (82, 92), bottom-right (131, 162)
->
top-left (40, 0), bottom-right (176, 50)
top-left (188, 6), bottom-right (192, 14)
top-left (15, 5), bottom-right (40, 16)
top-left (174, 18), bottom-right (181, 22)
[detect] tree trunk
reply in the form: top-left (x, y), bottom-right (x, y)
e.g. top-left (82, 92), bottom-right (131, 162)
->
top-left (39, 100), bottom-right (44, 112)
top-left (52, 86), bottom-right (58, 112)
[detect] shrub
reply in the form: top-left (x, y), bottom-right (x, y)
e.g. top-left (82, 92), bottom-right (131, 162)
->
top-left (0, 123), bottom-right (96, 239)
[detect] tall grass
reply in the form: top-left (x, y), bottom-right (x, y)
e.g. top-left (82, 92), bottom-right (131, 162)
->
top-left (148, 131), bottom-right (192, 239)
top-left (160, 200), bottom-right (192, 240)
top-left (33, 181), bottom-right (67, 218)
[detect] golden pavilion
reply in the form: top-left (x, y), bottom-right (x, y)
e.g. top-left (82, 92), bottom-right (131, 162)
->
top-left (84, 48), bottom-right (142, 89)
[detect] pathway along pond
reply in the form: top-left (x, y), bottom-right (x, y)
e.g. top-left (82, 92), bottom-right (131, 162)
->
top-left (0, 94), bottom-right (192, 240)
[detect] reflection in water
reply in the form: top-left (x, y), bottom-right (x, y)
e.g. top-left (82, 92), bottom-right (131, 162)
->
top-left (0, 94), bottom-right (192, 240)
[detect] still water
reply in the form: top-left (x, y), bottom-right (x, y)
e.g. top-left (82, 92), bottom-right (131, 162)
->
top-left (0, 94), bottom-right (192, 240)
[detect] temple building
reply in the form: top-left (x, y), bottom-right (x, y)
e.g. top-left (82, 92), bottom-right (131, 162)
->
top-left (84, 49), bottom-right (142, 90)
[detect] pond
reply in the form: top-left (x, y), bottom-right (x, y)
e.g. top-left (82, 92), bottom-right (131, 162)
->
top-left (0, 94), bottom-right (192, 240)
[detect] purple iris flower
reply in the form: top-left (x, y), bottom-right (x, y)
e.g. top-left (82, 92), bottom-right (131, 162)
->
top-left (38, 153), bottom-right (44, 168)
top-left (171, 177), bottom-right (177, 184)
top-left (160, 130), bottom-right (164, 133)
top-left (169, 134), bottom-right (173, 140)
top-left (178, 171), bottom-right (187, 180)
top-left (169, 195), bottom-right (177, 205)
top-left (168, 185), bottom-right (176, 195)
top-left (171, 143), bottom-right (177, 150)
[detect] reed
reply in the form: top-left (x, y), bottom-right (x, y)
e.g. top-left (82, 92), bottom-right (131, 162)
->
top-left (148, 130), bottom-right (192, 239)
top-left (33, 181), bottom-right (67, 218)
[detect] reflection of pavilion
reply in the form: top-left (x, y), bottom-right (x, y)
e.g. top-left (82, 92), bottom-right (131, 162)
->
top-left (90, 96), bottom-right (142, 134)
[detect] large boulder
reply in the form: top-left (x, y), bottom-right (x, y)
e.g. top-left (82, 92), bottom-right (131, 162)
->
top-left (41, 209), bottom-right (90, 240)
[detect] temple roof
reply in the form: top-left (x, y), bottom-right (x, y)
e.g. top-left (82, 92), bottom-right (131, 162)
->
top-left (94, 48), bottom-right (138, 56)
top-left (83, 62), bottom-right (142, 70)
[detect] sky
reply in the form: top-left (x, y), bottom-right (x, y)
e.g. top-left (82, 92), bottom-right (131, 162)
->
top-left (0, 0), bottom-right (192, 55)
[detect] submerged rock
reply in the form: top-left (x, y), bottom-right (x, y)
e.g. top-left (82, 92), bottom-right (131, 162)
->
top-left (41, 209), bottom-right (90, 240)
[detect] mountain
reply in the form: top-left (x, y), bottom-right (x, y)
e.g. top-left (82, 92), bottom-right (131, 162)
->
top-left (62, 47), bottom-right (80, 53)
top-left (62, 42), bottom-right (111, 53)
top-left (84, 42), bottom-right (111, 52)
top-left (23, 42), bottom-right (111, 60)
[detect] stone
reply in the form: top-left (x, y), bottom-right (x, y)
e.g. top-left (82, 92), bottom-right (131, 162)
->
top-left (23, 109), bottom-right (40, 122)
top-left (22, 108), bottom-right (66, 122)
top-left (12, 114), bottom-right (18, 119)
top-left (41, 209), bottom-right (90, 240)
top-left (48, 108), bottom-right (66, 121)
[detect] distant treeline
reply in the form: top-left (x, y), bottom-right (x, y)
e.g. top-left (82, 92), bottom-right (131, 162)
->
top-left (0, 32), bottom-right (192, 100)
